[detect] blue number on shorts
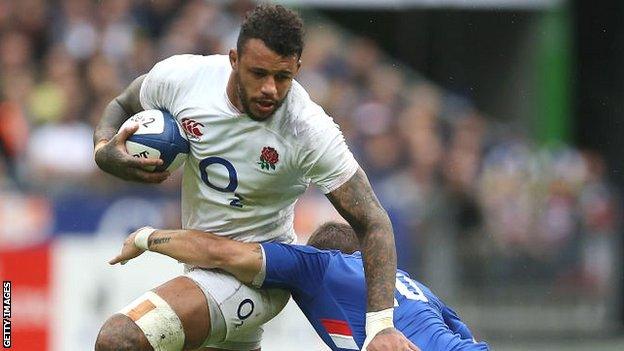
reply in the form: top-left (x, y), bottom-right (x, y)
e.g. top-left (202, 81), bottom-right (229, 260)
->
top-left (395, 273), bottom-right (428, 302)
top-left (199, 157), bottom-right (238, 193)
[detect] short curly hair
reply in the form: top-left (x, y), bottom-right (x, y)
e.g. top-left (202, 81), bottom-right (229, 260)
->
top-left (307, 222), bottom-right (361, 254)
top-left (237, 4), bottom-right (304, 58)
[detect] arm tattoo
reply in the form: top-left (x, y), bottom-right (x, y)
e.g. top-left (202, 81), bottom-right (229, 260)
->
top-left (326, 168), bottom-right (397, 311)
top-left (93, 75), bottom-right (146, 146)
top-left (148, 237), bottom-right (171, 247)
top-left (93, 99), bottom-right (129, 145)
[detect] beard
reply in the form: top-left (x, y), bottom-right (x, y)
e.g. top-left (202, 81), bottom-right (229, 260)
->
top-left (235, 73), bottom-right (286, 121)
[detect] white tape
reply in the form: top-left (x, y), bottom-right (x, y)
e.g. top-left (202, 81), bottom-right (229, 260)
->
top-left (362, 307), bottom-right (394, 350)
top-left (119, 291), bottom-right (185, 351)
top-left (134, 227), bottom-right (156, 251)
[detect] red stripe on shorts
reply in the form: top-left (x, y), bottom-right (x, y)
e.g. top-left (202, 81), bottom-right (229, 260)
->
top-left (321, 319), bottom-right (353, 336)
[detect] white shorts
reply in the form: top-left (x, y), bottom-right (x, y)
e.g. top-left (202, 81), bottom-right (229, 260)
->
top-left (185, 266), bottom-right (290, 350)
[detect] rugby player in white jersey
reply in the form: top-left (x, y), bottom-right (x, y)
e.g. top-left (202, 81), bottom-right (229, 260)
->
top-left (93, 4), bottom-right (411, 351)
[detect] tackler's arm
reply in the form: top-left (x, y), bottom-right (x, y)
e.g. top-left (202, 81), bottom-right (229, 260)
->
top-left (109, 227), bottom-right (263, 284)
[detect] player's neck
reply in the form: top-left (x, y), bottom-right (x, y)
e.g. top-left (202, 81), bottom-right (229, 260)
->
top-left (226, 73), bottom-right (244, 113)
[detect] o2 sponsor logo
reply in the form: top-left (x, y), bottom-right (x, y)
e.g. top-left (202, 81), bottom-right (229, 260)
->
top-left (199, 157), bottom-right (244, 208)
top-left (234, 299), bottom-right (255, 328)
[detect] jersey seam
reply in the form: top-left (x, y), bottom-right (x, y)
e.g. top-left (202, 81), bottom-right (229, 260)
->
top-left (318, 159), bottom-right (359, 194)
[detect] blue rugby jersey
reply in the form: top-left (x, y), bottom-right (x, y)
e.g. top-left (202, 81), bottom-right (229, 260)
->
top-left (260, 243), bottom-right (489, 351)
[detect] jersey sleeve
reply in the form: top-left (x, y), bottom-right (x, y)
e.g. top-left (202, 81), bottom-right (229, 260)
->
top-left (298, 112), bottom-right (360, 194)
top-left (257, 243), bottom-right (331, 296)
top-left (139, 54), bottom-right (198, 115)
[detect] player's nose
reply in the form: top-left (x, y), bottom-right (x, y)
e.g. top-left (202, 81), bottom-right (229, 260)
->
top-left (260, 76), bottom-right (277, 97)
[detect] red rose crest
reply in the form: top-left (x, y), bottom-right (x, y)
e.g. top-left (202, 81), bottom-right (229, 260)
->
top-left (258, 146), bottom-right (279, 170)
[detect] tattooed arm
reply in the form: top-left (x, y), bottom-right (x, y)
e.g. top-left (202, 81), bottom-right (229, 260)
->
top-left (109, 228), bottom-right (263, 284)
top-left (326, 168), bottom-right (397, 312)
top-left (93, 75), bottom-right (170, 183)
top-left (327, 168), bottom-right (417, 350)
top-left (93, 75), bottom-right (145, 147)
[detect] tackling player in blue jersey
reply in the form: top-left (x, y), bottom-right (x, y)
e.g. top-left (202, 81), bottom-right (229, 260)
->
top-left (111, 222), bottom-right (489, 351)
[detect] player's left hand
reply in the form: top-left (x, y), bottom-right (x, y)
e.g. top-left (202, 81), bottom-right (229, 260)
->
top-left (108, 230), bottom-right (145, 265)
top-left (365, 328), bottom-right (420, 351)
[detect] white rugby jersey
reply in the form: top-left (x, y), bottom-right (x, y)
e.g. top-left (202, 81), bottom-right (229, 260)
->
top-left (140, 54), bottom-right (359, 243)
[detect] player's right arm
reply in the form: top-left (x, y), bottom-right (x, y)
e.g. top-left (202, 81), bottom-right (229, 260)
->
top-left (93, 75), bottom-right (169, 183)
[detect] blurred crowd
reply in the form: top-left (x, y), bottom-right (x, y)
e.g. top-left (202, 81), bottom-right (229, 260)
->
top-left (0, 0), bottom-right (619, 300)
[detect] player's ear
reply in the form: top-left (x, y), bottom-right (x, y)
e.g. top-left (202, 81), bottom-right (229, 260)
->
top-left (293, 59), bottom-right (301, 75)
top-left (229, 49), bottom-right (238, 71)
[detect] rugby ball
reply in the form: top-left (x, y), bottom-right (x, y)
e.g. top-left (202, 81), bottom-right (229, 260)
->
top-left (119, 110), bottom-right (190, 172)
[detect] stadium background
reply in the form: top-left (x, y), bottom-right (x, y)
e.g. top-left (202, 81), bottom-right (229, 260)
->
top-left (0, 0), bottom-right (623, 349)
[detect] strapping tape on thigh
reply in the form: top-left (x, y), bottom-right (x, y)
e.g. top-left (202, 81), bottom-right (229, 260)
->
top-left (119, 291), bottom-right (185, 351)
